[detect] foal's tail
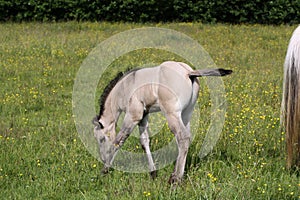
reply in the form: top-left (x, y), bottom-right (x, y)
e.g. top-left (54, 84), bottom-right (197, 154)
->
top-left (281, 26), bottom-right (300, 169)
top-left (189, 68), bottom-right (232, 78)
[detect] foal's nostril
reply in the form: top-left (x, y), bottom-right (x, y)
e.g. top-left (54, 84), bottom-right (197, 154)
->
top-left (99, 137), bottom-right (106, 143)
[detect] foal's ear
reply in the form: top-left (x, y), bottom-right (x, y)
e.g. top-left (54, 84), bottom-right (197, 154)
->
top-left (92, 116), bottom-right (104, 129)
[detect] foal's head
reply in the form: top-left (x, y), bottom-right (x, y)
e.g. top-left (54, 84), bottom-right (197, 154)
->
top-left (92, 116), bottom-right (115, 164)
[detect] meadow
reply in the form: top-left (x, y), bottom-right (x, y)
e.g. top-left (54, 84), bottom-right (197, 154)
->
top-left (0, 22), bottom-right (299, 199)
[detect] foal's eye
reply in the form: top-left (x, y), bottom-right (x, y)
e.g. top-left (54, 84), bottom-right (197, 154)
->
top-left (99, 122), bottom-right (104, 129)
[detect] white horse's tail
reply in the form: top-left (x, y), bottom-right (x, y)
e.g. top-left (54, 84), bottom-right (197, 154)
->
top-left (189, 68), bottom-right (232, 78)
top-left (281, 26), bottom-right (300, 169)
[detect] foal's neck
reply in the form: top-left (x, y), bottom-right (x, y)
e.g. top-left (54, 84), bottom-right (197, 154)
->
top-left (100, 95), bottom-right (120, 140)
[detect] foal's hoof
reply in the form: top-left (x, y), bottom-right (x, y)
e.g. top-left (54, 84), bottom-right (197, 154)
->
top-left (101, 167), bottom-right (109, 175)
top-left (168, 174), bottom-right (181, 185)
top-left (150, 170), bottom-right (158, 179)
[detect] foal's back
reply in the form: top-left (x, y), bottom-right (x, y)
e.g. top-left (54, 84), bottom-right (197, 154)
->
top-left (110, 61), bottom-right (198, 114)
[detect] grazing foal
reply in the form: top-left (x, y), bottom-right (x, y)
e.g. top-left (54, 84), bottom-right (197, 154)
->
top-left (93, 61), bottom-right (232, 183)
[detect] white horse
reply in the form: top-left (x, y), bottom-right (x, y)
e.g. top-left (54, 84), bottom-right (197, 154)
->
top-left (281, 26), bottom-right (300, 169)
top-left (93, 61), bottom-right (232, 183)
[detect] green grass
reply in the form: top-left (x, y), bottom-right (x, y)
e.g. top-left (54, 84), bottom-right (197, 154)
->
top-left (0, 22), bottom-right (299, 199)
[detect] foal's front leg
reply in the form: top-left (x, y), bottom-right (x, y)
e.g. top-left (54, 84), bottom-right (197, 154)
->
top-left (107, 102), bottom-right (144, 169)
top-left (139, 114), bottom-right (157, 179)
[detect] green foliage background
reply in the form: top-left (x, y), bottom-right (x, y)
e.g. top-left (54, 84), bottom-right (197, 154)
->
top-left (1, 0), bottom-right (300, 24)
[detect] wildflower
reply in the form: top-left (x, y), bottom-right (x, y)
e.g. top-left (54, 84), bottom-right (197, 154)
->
top-left (207, 173), bottom-right (217, 182)
top-left (259, 115), bottom-right (266, 120)
top-left (37, 161), bottom-right (41, 167)
top-left (143, 191), bottom-right (151, 197)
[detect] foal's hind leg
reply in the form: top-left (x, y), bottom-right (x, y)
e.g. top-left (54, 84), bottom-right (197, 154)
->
top-left (166, 112), bottom-right (191, 184)
top-left (139, 114), bottom-right (157, 179)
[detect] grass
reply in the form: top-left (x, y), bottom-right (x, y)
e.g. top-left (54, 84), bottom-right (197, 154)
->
top-left (0, 22), bottom-right (300, 199)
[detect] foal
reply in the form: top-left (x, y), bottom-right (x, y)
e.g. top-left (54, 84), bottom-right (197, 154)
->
top-left (93, 61), bottom-right (232, 183)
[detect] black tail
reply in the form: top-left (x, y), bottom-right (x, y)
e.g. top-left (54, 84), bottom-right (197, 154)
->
top-left (189, 68), bottom-right (232, 78)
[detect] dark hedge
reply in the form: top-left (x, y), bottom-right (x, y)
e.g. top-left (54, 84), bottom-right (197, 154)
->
top-left (1, 0), bottom-right (299, 24)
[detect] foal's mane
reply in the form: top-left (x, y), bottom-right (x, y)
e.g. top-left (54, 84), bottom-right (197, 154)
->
top-left (98, 68), bottom-right (141, 119)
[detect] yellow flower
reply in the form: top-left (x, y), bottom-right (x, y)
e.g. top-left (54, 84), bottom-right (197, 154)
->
top-left (143, 191), bottom-right (151, 196)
